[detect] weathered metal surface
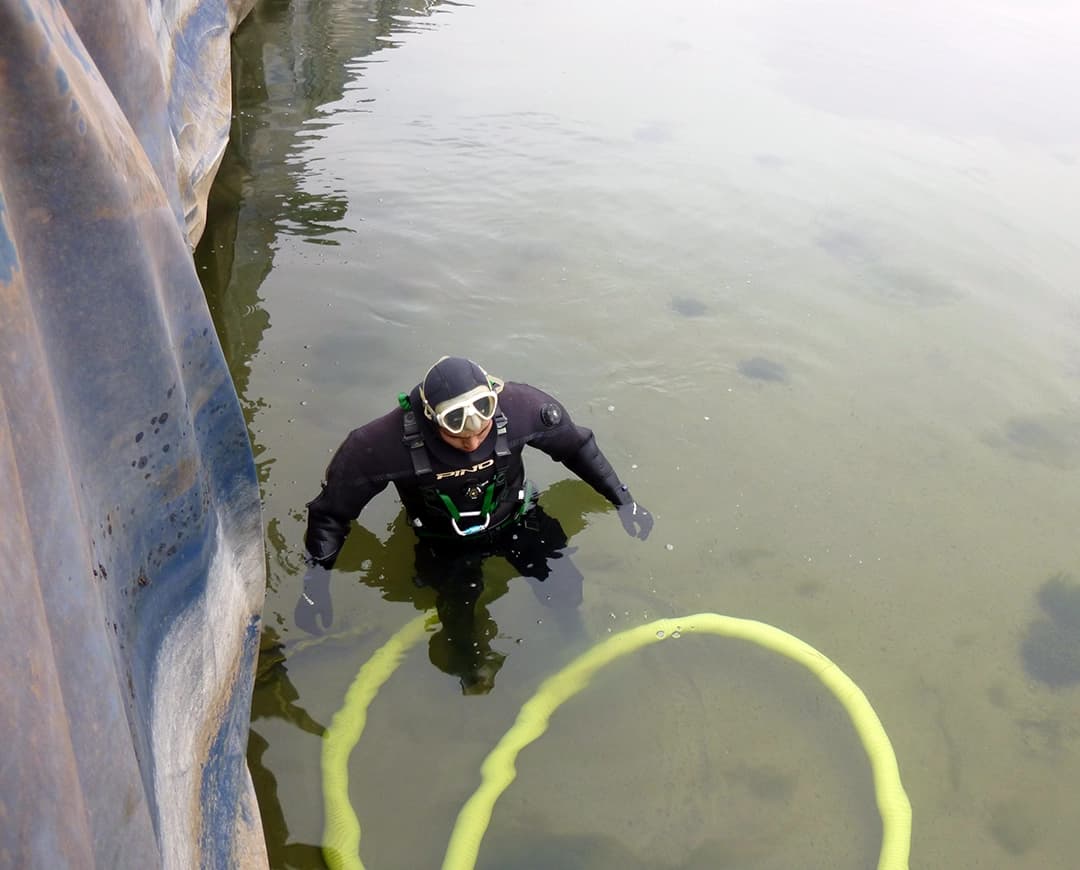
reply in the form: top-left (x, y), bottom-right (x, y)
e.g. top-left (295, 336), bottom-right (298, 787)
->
top-left (0, 0), bottom-right (266, 867)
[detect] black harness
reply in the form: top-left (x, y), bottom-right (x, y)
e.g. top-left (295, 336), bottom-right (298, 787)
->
top-left (402, 408), bottom-right (520, 536)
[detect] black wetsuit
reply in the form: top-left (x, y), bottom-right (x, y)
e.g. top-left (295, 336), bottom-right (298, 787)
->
top-left (305, 381), bottom-right (631, 567)
top-left (303, 381), bottom-right (636, 692)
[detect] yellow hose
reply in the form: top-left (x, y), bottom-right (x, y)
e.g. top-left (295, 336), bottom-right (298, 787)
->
top-left (322, 613), bottom-right (430, 870)
top-left (323, 613), bottom-right (912, 870)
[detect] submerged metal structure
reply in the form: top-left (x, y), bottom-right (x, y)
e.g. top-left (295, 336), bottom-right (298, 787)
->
top-left (0, 0), bottom-right (267, 866)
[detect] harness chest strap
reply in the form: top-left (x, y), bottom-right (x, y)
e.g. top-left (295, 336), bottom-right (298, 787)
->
top-left (402, 409), bottom-right (517, 532)
top-left (402, 409), bottom-right (433, 478)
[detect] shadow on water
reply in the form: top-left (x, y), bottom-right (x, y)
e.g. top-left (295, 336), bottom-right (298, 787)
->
top-left (736, 356), bottom-right (789, 383)
top-left (985, 414), bottom-right (1080, 470)
top-left (669, 295), bottom-right (710, 317)
top-left (1021, 572), bottom-right (1080, 688)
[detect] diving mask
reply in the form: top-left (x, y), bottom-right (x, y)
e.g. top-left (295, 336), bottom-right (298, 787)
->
top-left (432, 385), bottom-right (499, 434)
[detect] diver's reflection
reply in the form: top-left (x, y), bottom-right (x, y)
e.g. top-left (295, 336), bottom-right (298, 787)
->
top-left (248, 627), bottom-right (328, 867)
top-left (335, 480), bottom-right (606, 695)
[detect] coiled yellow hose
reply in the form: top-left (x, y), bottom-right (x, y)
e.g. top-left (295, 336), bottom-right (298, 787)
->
top-left (322, 612), bottom-right (911, 870)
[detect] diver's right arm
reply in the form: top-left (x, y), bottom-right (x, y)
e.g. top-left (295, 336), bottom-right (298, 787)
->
top-left (297, 432), bottom-right (388, 635)
top-left (304, 430), bottom-right (389, 568)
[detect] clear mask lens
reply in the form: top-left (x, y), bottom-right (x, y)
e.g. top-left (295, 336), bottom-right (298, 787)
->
top-left (436, 390), bottom-right (498, 434)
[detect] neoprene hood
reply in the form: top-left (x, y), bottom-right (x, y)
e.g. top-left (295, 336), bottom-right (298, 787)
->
top-left (420, 356), bottom-right (491, 407)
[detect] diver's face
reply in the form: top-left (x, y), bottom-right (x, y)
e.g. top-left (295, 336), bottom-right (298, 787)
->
top-left (437, 418), bottom-right (493, 453)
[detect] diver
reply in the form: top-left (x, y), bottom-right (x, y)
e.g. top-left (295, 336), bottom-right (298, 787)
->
top-left (295, 356), bottom-right (653, 689)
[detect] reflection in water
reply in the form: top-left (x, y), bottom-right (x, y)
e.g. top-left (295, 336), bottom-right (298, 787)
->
top-left (194, 3), bottom-right (460, 865)
top-left (281, 193), bottom-right (351, 243)
top-left (249, 479), bottom-right (606, 865)
top-left (327, 480), bottom-right (607, 693)
top-left (195, 0), bottom-right (452, 398)
top-left (412, 511), bottom-right (581, 695)
top-left (249, 627), bottom-right (328, 869)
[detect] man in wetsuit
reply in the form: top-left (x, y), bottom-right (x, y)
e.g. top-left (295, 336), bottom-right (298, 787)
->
top-left (296, 356), bottom-right (652, 686)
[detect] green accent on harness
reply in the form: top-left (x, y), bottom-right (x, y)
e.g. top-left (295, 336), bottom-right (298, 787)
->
top-left (480, 481), bottom-right (497, 515)
top-left (438, 493), bottom-right (462, 521)
top-left (397, 392), bottom-right (411, 410)
top-left (436, 483), bottom-right (498, 525)
top-left (321, 612), bottom-right (913, 870)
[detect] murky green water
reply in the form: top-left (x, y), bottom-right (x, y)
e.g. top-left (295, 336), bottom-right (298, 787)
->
top-left (197, 1), bottom-right (1080, 867)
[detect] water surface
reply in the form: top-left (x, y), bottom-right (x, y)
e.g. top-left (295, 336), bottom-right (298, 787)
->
top-left (198, 1), bottom-right (1080, 867)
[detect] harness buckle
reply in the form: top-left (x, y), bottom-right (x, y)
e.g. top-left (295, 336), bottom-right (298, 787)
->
top-left (450, 510), bottom-right (492, 536)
